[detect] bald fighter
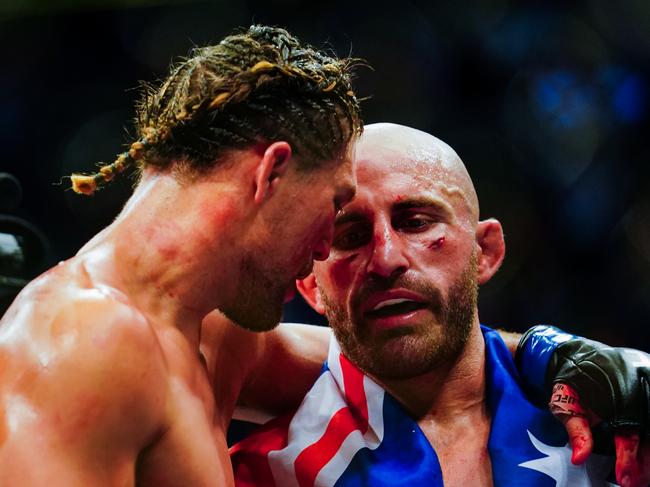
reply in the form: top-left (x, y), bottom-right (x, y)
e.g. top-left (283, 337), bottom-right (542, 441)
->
top-left (0, 25), bottom-right (361, 486)
top-left (228, 124), bottom-right (650, 486)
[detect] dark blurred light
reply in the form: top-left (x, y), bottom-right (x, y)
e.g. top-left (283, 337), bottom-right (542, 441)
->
top-left (624, 198), bottom-right (650, 264)
top-left (0, 173), bottom-right (22, 211)
top-left (0, 0), bottom-right (201, 19)
top-left (533, 70), bottom-right (597, 129)
top-left (562, 169), bottom-right (617, 246)
top-left (613, 74), bottom-right (646, 123)
top-left (0, 214), bottom-right (49, 313)
top-left (117, 2), bottom-right (248, 73)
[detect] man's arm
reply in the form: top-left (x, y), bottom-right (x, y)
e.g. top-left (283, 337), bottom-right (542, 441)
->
top-left (237, 322), bottom-right (331, 417)
top-left (200, 312), bottom-right (331, 422)
top-left (0, 298), bottom-right (166, 485)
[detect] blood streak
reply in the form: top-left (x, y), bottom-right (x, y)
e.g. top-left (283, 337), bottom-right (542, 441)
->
top-left (429, 237), bottom-right (445, 250)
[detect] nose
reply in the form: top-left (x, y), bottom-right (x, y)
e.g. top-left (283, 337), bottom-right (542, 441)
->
top-left (366, 220), bottom-right (409, 279)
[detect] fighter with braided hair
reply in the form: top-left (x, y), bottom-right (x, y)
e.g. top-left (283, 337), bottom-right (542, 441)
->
top-left (0, 25), bottom-right (361, 486)
top-left (70, 25), bottom-right (359, 195)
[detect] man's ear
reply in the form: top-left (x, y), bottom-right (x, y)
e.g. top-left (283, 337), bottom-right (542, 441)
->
top-left (254, 141), bottom-right (292, 204)
top-left (296, 273), bottom-right (326, 315)
top-left (476, 218), bottom-right (505, 285)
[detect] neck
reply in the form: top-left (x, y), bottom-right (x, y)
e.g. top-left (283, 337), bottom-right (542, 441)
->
top-left (376, 321), bottom-right (486, 422)
top-left (76, 170), bottom-right (247, 349)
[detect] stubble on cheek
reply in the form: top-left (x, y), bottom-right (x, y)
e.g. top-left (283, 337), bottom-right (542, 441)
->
top-left (319, 255), bottom-right (357, 297)
top-left (322, 255), bottom-right (479, 380)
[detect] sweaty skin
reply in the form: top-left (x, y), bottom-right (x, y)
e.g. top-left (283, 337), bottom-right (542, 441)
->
top-left (0, 142), bottom-right (355, 486)
top-left (0, 174), bottom-right (234, 486)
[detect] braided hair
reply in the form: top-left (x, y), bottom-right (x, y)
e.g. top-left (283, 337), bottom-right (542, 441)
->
top-left (71, 25), bottom-right (362, 195)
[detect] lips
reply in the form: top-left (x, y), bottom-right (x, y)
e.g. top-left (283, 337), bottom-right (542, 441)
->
top-left (362, 290), bottom-right (429, 318)
top-left (367, 299), bottom-right (428, 318)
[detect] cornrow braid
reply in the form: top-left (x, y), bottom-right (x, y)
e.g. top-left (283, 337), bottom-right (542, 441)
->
top-left (70, 24), bottom-right (363, 195)
top-left (70, 127), bottom-right (160, 195)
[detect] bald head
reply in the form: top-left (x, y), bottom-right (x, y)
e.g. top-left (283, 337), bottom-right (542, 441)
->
top-left (356, 123), bottom-right (480, 224)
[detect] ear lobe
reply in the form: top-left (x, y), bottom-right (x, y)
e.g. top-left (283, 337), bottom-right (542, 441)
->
top-left (296, 273), bottom-right (326, 315)
top-left (254, 141), bottom-right (292, 204)
top-left (476, 219), bottom-right (506, 285)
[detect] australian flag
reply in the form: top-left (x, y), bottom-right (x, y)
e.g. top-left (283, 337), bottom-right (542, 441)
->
top-left (230, 326), bottom-right (617, 486)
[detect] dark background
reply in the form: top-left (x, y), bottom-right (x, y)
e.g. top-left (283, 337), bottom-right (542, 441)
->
top-left (1, 0), bottom-right (649, 349)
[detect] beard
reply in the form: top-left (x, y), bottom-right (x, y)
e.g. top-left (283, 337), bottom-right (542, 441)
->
top-left (219, 252), bottom-right (286, 332)
top-left (321, 254), bottom-right (478, 380)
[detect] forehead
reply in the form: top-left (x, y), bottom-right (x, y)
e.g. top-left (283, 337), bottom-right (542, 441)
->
top-left (350, 144), bottom-right (469, 213)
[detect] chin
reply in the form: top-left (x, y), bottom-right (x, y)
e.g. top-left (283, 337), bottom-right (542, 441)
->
top-left (221, 302), bottom-right (283, 332)
top-left (339, 328), bottom-right (469, 381)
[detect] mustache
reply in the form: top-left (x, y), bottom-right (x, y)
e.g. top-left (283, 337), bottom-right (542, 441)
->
top-left (352, 274), bottom-right (444, 317)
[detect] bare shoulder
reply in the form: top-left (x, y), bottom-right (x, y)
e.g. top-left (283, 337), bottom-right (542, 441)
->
top-left (2, 271), bottom-right (166, 374)
top-left (0, 270), bottom-right (168, 450)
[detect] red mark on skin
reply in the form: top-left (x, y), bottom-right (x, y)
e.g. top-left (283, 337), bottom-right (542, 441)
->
top-left (395, 194), bottom-right (404, 203)
top-left (328, 255), bottom-right (357, 293)
top-left (200, 198), bottom-right (237, 226)
top-left (143, 221), bottom-right (182, 261)
top-left (429, 237), bottom-right (445, 250)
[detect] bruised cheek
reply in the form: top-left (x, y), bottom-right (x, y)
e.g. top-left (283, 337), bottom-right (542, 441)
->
top-left (325, 255), bottom-right (357, 296)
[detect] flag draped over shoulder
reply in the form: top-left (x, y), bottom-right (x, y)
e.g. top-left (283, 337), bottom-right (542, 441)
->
top-left (230, 326), bottom-right (617, 487)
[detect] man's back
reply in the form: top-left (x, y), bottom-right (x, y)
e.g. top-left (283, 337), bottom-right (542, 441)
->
top-left (0, 256), bottom-right (231, 486)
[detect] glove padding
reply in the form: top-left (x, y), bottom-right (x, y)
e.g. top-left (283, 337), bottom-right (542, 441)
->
top-left (548, 337), bottom-right (650, 437)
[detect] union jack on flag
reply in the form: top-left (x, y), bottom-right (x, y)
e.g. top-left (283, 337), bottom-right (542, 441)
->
top-left (230, 327), bottom-right (617, 486)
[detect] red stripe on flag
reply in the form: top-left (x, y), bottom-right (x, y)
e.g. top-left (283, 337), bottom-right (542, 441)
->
top-left (294, 406), bottom-right (359, 487)
top-left (339, 353), bottom-right (369, 432)
top-left (230, 414), bottom-right (293, 487)
top-left (293, 355), bottom-right (370, 487)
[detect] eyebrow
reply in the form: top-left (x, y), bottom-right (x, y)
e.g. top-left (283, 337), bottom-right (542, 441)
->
top-left (334, 211), bottom-right (366, 227)
top-left (392, 196), bottom-right (453, 218)
top-left (334, 196), bottom-right (454, 227)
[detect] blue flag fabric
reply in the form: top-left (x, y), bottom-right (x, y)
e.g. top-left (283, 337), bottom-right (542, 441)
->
top-left (230, 326), bottom-right (616, 487)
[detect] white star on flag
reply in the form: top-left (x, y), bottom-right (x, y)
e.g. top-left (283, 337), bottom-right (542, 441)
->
top-left (519, 430), bottom-right (617, 486)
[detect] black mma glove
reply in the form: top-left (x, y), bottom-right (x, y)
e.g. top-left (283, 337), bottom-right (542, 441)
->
top-left (517, 325), bottom-right (650, 436)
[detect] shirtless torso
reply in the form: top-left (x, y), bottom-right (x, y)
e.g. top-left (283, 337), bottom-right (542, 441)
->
top-left (0, 256), bottom-right (232, 486)
top-left (1, 23), bottom-right (363, 487)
